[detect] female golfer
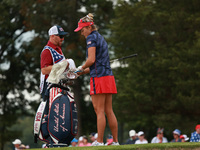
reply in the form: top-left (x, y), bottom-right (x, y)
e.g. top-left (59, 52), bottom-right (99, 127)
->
top-left (74, 13), bottom-right (119, 146)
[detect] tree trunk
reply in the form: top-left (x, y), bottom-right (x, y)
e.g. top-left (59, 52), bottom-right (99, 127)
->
top-left (73, 78), bottom-right (83, 136)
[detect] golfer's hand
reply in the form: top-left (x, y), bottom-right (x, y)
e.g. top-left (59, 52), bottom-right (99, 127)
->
top-left (75, 66), bottom-right (84, 74)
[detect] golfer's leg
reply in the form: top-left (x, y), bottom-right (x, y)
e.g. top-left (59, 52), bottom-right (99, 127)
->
top-left (91, 94), bottom-right (106, 143)
top-left (105, 94), bottom-right (118, 142)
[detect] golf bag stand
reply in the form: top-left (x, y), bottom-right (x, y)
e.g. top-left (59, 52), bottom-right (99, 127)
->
top-left (34, 83), bottom-right (78, 147)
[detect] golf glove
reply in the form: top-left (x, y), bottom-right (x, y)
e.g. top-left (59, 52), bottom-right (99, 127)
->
top-left (75, 66), bottom-right (84, 73)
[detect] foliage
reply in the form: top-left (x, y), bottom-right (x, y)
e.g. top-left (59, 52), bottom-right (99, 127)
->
top-left (0, 0), bottom-right (38, 149)
top-left (4, 117), bottom-right (43, 150)
top-left (0, 0), bottom-right (115, 149)
top-left (2, 0), bottom-right (200, 149)
top-left (110, 0), bottom-right (200, 140)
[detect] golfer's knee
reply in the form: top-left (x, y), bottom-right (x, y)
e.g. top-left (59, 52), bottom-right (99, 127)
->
top-left (105, 109), bottom-right (113, 116)
top-left (94, 108), bottom-right (104, 115)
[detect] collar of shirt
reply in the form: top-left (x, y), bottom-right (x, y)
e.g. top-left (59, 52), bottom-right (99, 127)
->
top-left (90, 30), bottom-right (97, 35)
top-left (47, 41), bottom-right (62, 54)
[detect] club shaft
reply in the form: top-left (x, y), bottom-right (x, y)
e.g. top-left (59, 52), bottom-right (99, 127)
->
top-left (110, 53), bottom-right (137, 63)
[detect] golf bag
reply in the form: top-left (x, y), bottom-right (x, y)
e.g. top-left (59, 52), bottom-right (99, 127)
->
top-left (34, 59), bottom-right (78, 147)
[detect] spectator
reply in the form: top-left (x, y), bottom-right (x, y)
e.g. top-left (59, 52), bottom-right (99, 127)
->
top-left (42, 144), bottom-right (47, 148)
top-left (180, 134), bottom-right (189, 142)
top-left (69, 138), bottom-right (78, 147)
top-left (89, 132), bottom-right (96, 143)
top-left (171, 129), bottom-right (182, 142)
top-left (12, 139), bottom-right (21, 150)
top-left (105, 134), bottom-right (113, 145)
top-left (135, 131), bottom-right (148, 144)
top-left (190, 124), bottom-right (200, 142)
top-left (94, 133), bottom-right (98, 139)
top-left (151, 128), bottom-right (168, 143)
top-left (19, 144), bottom-right (29, 149)
top-left (123, 130), bottom-right (138, 145)
top-left (78, 136), bottom-right (83, 146)
top-left (91, 133), bottom-right (98, 145)
top-left (78, 136), bottom-right (92, 147)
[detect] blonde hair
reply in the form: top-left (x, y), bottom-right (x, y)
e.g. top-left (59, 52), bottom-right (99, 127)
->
top-left (80, 13), bottom-right (97, 30)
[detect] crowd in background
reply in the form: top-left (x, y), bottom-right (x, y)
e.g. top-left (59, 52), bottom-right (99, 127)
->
top-left (12, 124), bottom-right (200, 149)
top-left (12, 139), bottom-right (29, 150)
top-left (68, 124), bottom-right (200, 147)
top-left (68, 132), bottom-right (117, 147)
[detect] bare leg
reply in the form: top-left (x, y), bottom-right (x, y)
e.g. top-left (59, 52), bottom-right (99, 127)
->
top-left (91, 94), bottom-right (106, 143)
top-left (104, 94), bottom-right (118, 142)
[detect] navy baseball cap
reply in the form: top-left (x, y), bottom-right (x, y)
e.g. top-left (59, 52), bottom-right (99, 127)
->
top-left (48, 25), bottom-right (68, 36)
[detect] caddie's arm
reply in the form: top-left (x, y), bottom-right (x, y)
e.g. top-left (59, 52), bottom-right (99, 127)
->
top-left (41, 65), bottom-right (53, 75)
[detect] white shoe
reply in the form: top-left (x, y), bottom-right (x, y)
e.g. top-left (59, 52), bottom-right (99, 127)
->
top-left (111, 142), bottom-right (120, 145)
top-left (91, 141), bottom-right (104, 146)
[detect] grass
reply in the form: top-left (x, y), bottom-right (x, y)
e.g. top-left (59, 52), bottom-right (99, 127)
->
top-left (30, 142), bottom-right (200, 150)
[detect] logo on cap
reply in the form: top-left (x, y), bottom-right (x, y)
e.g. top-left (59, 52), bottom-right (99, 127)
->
top-left (59, 27), bottom-right (64, 31)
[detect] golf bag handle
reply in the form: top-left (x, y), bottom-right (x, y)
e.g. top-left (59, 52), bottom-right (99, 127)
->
top-left (48, 84), bottom-right (70, 91)
top-left (43, 84), bottom-right (70, 102)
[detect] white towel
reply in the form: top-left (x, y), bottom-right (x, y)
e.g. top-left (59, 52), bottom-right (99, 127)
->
top-left (47, 59), bottom-right (77, 84)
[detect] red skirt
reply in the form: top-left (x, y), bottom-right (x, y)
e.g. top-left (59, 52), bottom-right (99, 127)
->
top-left (90, 76), bottom-right (117, 95)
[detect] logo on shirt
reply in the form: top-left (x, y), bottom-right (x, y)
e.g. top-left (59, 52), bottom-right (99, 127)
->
top-left (87, 41), bottom-right (91, 45)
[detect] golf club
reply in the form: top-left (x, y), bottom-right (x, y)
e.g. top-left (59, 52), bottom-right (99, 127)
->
top-left (110, 53), bottom-right (138, 63)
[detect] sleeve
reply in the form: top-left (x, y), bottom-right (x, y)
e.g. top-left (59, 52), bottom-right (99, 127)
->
top-left (86, 34), bottom-right (97, 48)
top-left (40, 49), bottom-right (53, 68)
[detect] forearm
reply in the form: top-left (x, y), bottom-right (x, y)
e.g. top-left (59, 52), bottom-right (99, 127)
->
top-left (83, 68), bottom-right (90, 74)
top-left (77, 68), bottom-right (90, 75)
top-left (77, 47), bottom-right (95, 75)
top-left (82, 47), bottom-right (96, 69)
top-left (41, 65), bottom-right (53, 75)
top-left (82, 59), bottom-right (94, 70)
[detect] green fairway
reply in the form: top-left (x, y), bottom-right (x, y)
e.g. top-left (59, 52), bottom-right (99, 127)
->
top-left (30, 142), bottom-right (200, 150)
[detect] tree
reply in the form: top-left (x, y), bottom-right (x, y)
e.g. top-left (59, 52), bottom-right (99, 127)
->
top-left (109, 0), bottom-right (200, 141)
top-left (0, 0), bottom-right (115, 149)
top-left (23, 0), bottom-right (115, 136)
top-left (0, 0), bottom-right (39, 149)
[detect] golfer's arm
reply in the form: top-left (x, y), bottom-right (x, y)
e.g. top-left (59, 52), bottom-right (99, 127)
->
top-left (82, 47), bottom-right (96, 70)
top-left (83, 68), bottom-right (90, 74)
top-left (41, 65), bottom-right (53, 75)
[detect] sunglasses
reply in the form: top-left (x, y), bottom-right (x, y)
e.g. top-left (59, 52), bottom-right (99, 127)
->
top-left (55, 34), bottom-right (65, 39)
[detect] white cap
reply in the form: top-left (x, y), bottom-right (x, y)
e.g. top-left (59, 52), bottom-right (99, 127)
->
top-left (94, 133), bottom-right (98, 139)
top-left (78, 136), bottom-right (83, 141)
top-left (12, 139), bottom-right (21, 145)
top-left (180, 134), bottom-right (189, 141)
top-left (129, 130), bottom-right (136, 137)
top-left (137, 131), bottom-right (144, 136)
top-left (48, 25), bottom-right (68, 36)
top-left (183, 135), bottom-right (189, 141)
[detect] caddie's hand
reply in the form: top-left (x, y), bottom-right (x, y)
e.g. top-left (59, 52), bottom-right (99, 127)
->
top-left (75, 66), bottom-right (84, 74)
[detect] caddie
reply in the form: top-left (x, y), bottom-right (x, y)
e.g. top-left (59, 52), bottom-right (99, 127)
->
top-left (40, 25), bottom-right (68, 99)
